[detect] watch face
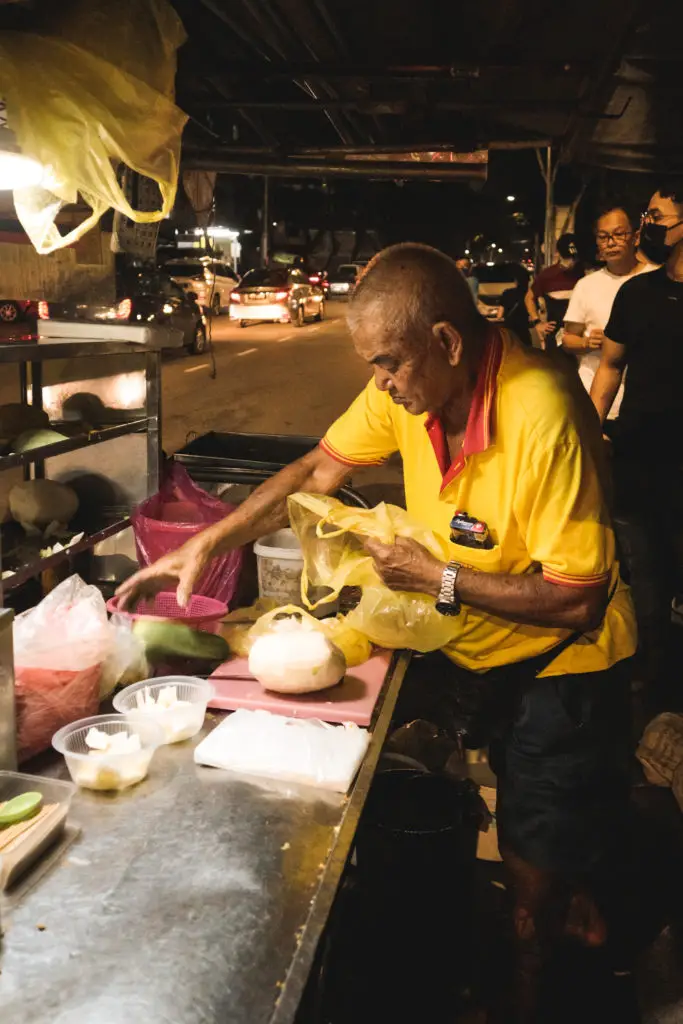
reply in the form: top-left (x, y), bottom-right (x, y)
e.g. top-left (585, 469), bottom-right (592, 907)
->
top-left (436, 600), bottom-right (460, 617)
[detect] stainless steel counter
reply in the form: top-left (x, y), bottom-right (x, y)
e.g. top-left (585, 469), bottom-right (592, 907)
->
top-left (0, 652), bottom-right (409, 1024)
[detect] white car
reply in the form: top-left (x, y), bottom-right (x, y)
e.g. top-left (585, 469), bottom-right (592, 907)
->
top-left (163, 258), bottom-right (239, 316)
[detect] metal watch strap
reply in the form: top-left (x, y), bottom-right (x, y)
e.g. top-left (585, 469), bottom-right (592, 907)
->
top-left (437, 561), bottom-right (462, 614)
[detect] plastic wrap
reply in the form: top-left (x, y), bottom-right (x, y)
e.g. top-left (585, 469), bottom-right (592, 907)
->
top-left (132, 464), bottom-right (243, 608)
top-left (287, 494), bottom-right (460, 652)
top-left (0, 0), bottom-right (187, 253)
top-left (13, 576), bottom-right (110, 761)
top-left (221, 601), bottom-right (372, 667)
top-left (194, 709), bottom-right (370, 792)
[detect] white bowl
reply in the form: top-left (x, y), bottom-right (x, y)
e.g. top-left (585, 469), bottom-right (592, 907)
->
top-left (113, 677), bottom-right (213, 745)
top-left (52, 714), bottom-right (164, 791)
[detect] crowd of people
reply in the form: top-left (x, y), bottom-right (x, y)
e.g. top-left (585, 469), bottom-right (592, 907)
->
top-left (460, 182), bottom-right (683, 707)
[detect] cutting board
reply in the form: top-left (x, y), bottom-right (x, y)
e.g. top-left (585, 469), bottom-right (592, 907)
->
top-left (208, 650), bottom-right (391, 726)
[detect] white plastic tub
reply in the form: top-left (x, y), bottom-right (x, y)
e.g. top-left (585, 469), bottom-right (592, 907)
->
top-left (113, 677), bottom-right (213, 745)
top-left (253, 528), bottom-right (305, 606)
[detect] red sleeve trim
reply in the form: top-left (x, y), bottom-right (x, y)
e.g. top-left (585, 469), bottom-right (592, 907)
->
top-left (320, 436), bottom-right (388, 467)
top-left (542, 567), bottom-right (611, 589)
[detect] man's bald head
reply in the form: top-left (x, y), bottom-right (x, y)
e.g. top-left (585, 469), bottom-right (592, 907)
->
top-left (346, 243), bottom-right (490, 420)
top-left (348, 242), bottom-right (485, 349)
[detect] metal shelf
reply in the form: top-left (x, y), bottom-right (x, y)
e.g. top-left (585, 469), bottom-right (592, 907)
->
top-left (3, 517), bottom-right (132, 591)
top-left (0, 419), bottom-right (151, 471)
top-left (0, 338), bottom-right (167, 362)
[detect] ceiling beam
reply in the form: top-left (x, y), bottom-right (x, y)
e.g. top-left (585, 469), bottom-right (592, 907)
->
top-left (182, 153), bottom-right (488, 181)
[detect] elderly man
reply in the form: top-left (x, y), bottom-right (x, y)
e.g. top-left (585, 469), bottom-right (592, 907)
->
top-left (119, 244), bottom-right (635, 1018)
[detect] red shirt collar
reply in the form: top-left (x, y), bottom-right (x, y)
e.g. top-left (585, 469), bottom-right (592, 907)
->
top-left (424, 327), bottom-right (503, 492)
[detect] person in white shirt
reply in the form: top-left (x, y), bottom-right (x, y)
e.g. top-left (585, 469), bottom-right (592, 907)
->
top-left (562, 205), bottom-right (656, 417)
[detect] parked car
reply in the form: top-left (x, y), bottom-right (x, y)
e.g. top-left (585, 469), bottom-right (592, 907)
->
top-left (229, 266), bottom-right (324, 327)
top-left (0, 298), bottom-right (36, 323)
top-left (327, 264), bottom-right (360, 298)
top-left (162, 257), bottom-right (239, 316)
top-left (39, 268), bottom-right (208, 354)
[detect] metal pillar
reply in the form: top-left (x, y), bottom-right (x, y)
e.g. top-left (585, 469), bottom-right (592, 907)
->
top-left (543, 146), bottom-right (555, 267)
top-left (536, 145), bottom-right (556, 267)
top-left (261, 175), bottom-right (270, 267)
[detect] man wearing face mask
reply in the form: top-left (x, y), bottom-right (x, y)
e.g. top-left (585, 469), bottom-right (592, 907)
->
top-left (591, 184), bottom-right (683, 698)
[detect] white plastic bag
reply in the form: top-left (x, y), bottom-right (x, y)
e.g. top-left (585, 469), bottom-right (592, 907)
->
top-left (14, 574), bottom-right (110, 671)
top-left (194, 709), bottom-right (370, 793)
top-left (99, 615), bottom-right (149, 699)
top-left (13, 575), bottom-right (111, 761)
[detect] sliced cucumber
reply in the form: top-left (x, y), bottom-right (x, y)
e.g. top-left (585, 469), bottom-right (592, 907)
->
top-left (133, 619), bottom-right (229, 663)
top-left (0, 791), bottom-right (43, 827)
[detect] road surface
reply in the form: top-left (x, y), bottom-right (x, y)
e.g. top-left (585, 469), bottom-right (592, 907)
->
top-left (162, 302), bottom-right (368, 453)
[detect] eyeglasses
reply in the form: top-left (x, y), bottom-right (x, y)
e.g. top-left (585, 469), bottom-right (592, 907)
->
top-left (596, 229), bottom-right (633, 245)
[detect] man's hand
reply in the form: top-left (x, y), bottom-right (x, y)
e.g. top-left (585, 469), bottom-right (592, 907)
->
top-left (115, 535), bottom-right (212, 610)
top-left (363, 536), bottom-right (444, 597)
top-left (537, 320), bottom-right (557, 338)
top-left (585, 328), bottom-right (605, 349)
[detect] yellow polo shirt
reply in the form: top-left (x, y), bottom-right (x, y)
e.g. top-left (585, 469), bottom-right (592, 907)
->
top-left (321, 328), bottom-right (636, 676)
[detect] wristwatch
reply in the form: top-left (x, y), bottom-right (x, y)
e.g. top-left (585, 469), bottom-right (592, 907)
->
top-left (436, 561), bottom-right (462, 616)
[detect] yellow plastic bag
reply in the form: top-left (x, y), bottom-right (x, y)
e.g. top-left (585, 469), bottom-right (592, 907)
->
top-left (222, 602), bottom-right (373, 668)
top-left (287, 494), bottom-right (459, 653)
top-left (0, 0), bottom-right (187, 253)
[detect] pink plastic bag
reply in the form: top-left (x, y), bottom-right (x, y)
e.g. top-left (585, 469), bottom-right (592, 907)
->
top-left (131, 464), bottom-right (243, 607)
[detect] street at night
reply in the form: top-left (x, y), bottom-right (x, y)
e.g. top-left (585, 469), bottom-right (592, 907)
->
top-left (2, 2), bottom-right (683, 1023)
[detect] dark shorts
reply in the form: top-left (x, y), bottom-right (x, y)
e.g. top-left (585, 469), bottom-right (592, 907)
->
top-left (394, 652), bottom-right (632, 876)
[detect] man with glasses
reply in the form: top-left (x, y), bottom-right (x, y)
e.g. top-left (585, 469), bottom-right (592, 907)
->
top-left (591, 185), bottom-right (683, 699)
top-left (563, 205), bottom-right (656, 414)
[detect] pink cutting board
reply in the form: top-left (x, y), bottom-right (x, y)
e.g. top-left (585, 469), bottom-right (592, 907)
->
top-left (208, 650), bottom-right (391, 725)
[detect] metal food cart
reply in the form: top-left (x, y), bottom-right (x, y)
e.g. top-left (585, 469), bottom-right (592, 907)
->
top-left (0, 333), bottom-right (166, 770)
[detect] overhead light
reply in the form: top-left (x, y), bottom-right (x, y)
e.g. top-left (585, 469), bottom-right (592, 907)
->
top-left (498, 247), bottom-right (503, 253)
top-left (0, 128), bottom-right (46, 190)
top-left (272, 221), bottom-right (277, 227)
top-left (506, 195), bottom-right (515, 202)
top-left (464, 249), bottom-right (470, 255)
top-left (486, 261), bottom-right (495, 266)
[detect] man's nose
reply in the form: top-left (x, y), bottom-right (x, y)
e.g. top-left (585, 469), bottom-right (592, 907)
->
top-left (374, 367), bottom-right (391, 391)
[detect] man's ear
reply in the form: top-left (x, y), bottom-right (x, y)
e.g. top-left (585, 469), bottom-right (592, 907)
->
top-left (432, 321), bottom-right (464, 367)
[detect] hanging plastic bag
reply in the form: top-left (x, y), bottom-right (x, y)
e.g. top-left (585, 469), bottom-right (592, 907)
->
top-left (131, 464), bottom-right (243, 608)
top-left (0, 0), bottom-right (187, 253)
top-left (287, 494), bottom-right (460, 653)
top-left (13, 575), bottom-right (111, 761)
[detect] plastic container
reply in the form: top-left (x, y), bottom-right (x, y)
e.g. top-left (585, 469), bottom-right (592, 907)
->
top-left (107, 592), bottom-right (227, 635)
top-left (0, 771), bottom-right (76, 889)
top-left (52, 714), bottom-right (164, 791)
top-left (254, 528), bottom-right (305, 606)
top-left (113, 677), bottom-right (213, 744)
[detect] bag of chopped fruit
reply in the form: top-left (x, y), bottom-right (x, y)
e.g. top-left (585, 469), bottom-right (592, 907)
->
top-left (13, 575), bottom-right (111, 761)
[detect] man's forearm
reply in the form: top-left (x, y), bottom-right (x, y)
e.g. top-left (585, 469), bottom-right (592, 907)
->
top-left (200, 449), bottom-right (349, 556)
top-left (589, 364), bottom-right (623, 424)
top-left (561, 330), bottom-right (588, 354)
top-left (420, 561), bottom-right (605, 632)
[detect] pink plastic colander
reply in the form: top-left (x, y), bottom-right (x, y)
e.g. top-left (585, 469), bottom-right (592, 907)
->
top-left (107, 592), bottom-right (227, 635)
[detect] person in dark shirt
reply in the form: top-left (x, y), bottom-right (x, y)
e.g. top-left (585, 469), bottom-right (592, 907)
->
top-left (591, 182), bottom-right (683, 697)
top-left (526, 234), bottom-right (584, 348)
